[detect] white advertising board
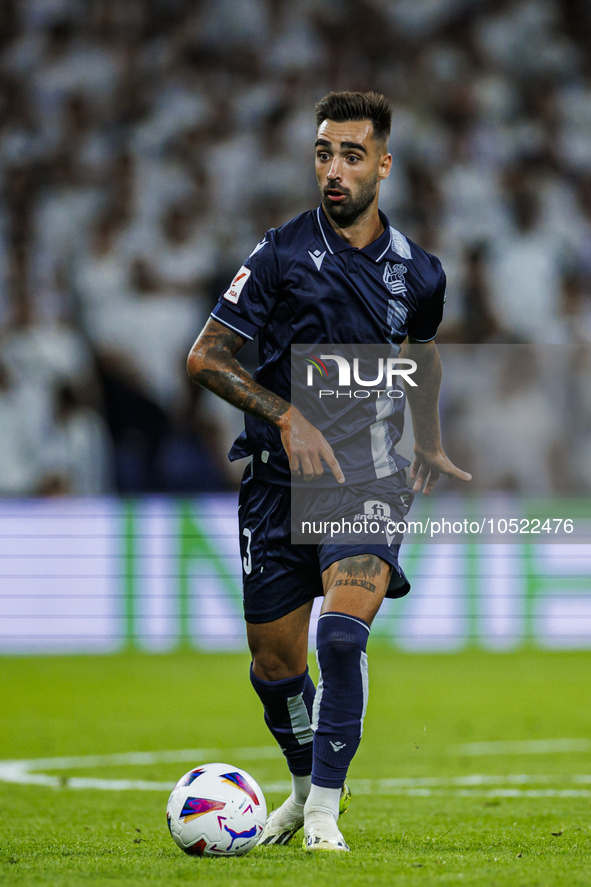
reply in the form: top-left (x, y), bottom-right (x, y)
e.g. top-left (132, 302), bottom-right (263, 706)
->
top-left (1, 498), bottom-right (591, 653)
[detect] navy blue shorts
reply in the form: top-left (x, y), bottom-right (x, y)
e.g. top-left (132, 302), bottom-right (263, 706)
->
top-left (238, 464), bottom-right (413, 624)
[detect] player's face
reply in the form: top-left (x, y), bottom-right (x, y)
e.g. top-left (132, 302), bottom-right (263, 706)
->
top-left (315, 119), bottom-right (391, 227)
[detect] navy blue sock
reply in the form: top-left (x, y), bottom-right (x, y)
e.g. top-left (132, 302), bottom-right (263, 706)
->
top-left (249, 665), bottom-right (315, 776)
top-left (312, 612), bottom-right (370, 788)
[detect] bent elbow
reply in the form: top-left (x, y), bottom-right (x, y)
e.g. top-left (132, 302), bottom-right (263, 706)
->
top-left (186, 347), bottom-right (205, 383)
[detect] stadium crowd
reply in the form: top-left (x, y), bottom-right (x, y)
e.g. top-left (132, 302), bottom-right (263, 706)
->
top-left (1, 0), bottom-right (591, 495)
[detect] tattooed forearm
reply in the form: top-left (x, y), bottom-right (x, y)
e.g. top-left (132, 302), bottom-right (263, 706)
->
top-left (187, 318), bottom-right (290, 427)
top-left (334, 578), bottom-right (376, 593)
top-left (195, 366), bottom-right (289, 424)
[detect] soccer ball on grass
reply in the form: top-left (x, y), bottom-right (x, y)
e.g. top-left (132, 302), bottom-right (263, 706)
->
top-left (167, 762), bottom-right (267, 857)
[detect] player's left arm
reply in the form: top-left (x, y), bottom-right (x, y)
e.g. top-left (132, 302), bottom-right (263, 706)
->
top-left (402, 338), bottom-right (471, 495)
top-left (187, 318), bottom-right (345, 484)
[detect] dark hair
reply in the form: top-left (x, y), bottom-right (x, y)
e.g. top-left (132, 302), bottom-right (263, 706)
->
top-left (315, 91), bottom-right (392, 143)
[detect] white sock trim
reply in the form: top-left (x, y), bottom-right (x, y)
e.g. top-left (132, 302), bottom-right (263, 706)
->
top-left (317, 612), bottom-right (370, 633)
top-left (287, 692), bottom-right (314, 745)
top-left (360, 650), bottom-right (369, 737)
top-left (311, 652), bottom-right (323, 732)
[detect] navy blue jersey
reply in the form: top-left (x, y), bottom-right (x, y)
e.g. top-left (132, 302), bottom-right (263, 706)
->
top-left (211, 206), bottom-right (446, 486)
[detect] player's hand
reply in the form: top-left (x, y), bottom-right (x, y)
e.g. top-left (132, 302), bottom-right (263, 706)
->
top-left (278, 406), bottom-right (345, 484)
top-left (410, 445), bottom-right (472, 495)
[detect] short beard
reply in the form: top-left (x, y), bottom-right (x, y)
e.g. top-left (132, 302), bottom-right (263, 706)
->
top-left (321, 177), bottom-right (378, 228)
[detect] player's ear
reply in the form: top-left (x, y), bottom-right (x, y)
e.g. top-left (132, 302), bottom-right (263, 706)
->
top-left (378, 152), bottom-right (392, 180)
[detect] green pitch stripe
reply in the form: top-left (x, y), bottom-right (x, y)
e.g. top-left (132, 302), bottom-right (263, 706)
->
top-left (464, 502), bottom-right (479, 647)
top-left (122, 500), bottom-right (137, 648)
top-left (177, 501), bottom-right (242, 648)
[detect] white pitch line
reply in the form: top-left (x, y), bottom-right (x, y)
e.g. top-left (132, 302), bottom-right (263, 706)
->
top-left (449, 738), bottom-right (591, 756)
top-left (4, 746), bottom-right (281, 772)
top-left (266, 781), bottom-right (591, 799)
top-left (2, 745), bottom-right (591, 797)
top-left (0, 747), bottom-right (281, 791)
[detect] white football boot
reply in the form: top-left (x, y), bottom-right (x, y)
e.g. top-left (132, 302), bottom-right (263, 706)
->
top-left (302, 811), bottom-right (350, 852)
top-left (258, 783), bottom-right (351, 847)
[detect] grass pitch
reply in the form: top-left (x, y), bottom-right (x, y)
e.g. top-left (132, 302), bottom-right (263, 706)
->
top-left (1, 648), bottom-right (591, 886)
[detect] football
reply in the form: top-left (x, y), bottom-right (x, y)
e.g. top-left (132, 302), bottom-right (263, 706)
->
top-left (166, 762), bottom-right (267, 856)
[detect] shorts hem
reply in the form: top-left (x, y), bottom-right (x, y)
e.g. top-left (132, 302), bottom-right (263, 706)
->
top-left (318, 543), bottom-right (401, 574)
top-left (244, 593), bottom-right (316, 625)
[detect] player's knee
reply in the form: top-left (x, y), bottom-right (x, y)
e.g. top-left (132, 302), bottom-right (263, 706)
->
top-left (316, 612), bottom-right (370, 668)
top-left (316, 633), bottom-right (363, 681)
top-left (250, 651), bottom-right (300, 682)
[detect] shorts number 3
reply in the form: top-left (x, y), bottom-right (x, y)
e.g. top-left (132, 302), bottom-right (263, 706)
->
top-left (242, 528), bottom-right (252, 575)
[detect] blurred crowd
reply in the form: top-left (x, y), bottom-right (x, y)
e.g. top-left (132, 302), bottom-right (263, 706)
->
top-left (1, 0), bottom-right (591, 496)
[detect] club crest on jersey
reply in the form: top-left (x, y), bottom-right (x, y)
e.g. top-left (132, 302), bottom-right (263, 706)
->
top-left (383, 262), bottom-right (407, 296)
top-left (223, 265), bottom-right (251, 304)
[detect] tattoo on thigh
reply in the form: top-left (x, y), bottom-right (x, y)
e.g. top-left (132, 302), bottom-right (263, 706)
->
top-left (339, 555), bottom-right (386, 581)
top-left (334, 578), bottom-right (376, 593)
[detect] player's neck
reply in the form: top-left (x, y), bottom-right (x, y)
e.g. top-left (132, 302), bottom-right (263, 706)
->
top-left (322, 202), bottom-right (384, 250)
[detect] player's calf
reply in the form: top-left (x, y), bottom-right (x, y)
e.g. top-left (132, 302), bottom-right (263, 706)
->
top-left (250, 664), bottom-right (315, 777)
top-left (301, 610), bottom-right (369, 851)
top-left (311, 611), bottom-right (369, 790)
top-left (250, 665), bottom-right (316, 846)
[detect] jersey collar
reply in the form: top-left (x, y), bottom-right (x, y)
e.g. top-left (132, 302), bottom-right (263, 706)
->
top-left (315, 205), bottom-right (396, 264)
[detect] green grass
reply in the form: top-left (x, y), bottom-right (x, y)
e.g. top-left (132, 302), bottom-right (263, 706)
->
top-left (1, 649), bottom-right (591, 885)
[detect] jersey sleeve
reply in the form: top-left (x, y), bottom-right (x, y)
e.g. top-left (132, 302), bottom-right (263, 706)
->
top-left (406, 258), bottom-right (446, 343)
top-left (210, 230), bottom-right (281, 340)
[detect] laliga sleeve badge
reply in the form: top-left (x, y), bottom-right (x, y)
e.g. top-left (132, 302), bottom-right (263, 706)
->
top-left (223, 266), bottom-right (251, 304)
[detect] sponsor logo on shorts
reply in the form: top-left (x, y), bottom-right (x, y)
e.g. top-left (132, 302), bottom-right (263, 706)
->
top-left (354, 500), bottom-right (396, 546)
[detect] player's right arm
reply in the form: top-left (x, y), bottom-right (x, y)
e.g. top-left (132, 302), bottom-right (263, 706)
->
top-left (187, 318), bottom-right (345, 483)
top-left (402, 338), bottom-right (471, 494)
top-left (402, 259), bottom-right (471, 495)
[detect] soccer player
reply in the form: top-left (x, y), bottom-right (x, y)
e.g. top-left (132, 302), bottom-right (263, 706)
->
top-left (187, 91), bottom-right (470, 851)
